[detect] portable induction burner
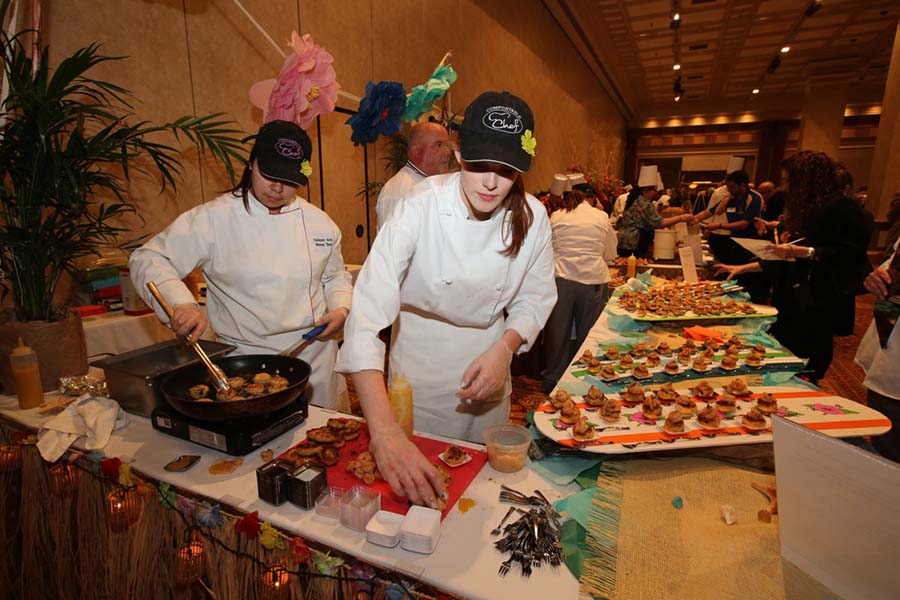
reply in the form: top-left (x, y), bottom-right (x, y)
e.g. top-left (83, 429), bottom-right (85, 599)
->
top-left (151, 397), bottom-right (308, 456)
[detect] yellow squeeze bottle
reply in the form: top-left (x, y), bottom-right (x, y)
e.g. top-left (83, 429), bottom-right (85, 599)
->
top-left (626, 254), bottom-right (637, 279)
top-left (387, 373), bottom-right (414, 439)
top-left (10, 337), bottom-right (43, 409)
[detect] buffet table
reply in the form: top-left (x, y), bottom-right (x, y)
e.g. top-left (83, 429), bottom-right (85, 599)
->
top-left (0, 395), bottom-right (580, 600)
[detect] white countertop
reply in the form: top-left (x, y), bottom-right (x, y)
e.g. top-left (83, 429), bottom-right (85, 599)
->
top-left (0, 395), bottom-right (582, 600)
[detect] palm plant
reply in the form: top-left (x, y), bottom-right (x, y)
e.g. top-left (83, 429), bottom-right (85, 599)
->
top-left (0, 0), bottom-right (247, 322)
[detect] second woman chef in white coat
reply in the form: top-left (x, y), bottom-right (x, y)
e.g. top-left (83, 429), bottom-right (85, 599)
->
top-left (130, 120), bottom-right (353, 410)
top-left (336, 92), bottom-right (556, 507)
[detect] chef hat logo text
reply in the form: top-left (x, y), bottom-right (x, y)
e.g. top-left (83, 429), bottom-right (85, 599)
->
top-left (482, 106), bottom-right (524, 134)
top-left (275, 138), bottom-right (304, 160)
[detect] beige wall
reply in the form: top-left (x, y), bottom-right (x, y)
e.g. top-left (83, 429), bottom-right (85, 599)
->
top-left (42, 0), bottom-right (625, 264)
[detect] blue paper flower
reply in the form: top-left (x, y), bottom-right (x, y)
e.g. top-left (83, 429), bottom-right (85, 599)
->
top-left (403, 64), bottom-right (457, 123)
top-left (346, 80), bottom-right (406, 146)
top-left (197, 502), bottom-right (224, 528)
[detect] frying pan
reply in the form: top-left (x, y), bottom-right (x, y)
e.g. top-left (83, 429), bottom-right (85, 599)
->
top-left (159, 354), bottom-right (311, 421)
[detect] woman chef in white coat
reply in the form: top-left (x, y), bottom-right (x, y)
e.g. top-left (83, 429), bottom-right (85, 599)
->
top-left (130, 120), bottom-right (353, 410)
top-left (336, 92), bottom-right (556, 507)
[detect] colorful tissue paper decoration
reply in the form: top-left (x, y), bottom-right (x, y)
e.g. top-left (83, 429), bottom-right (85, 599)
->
top-left (197, 501), bottom-right (225, 528)
top-left (249, 32), bottom-right (340, 129)
top-left (346, 80), bottom-right (406, 146)
top-left (521, 129), bottom-right (537, 157)
top-left (259, 521), bottom-right (286, 550)
top-left (403, 64), bottom-right (457, 123)
top-left (235, 510), bottom-right (261, 539)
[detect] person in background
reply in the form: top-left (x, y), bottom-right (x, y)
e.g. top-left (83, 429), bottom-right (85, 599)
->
top-left (610, 184), bottom-right (632, 226)
top-left (541, 188), bottom-right (617, 392)
top-left (855, 238), bottom-right (900, 463)
top-left (754, 180), bottom-right (786, 241)
top-left (374, 122), bottom-right (450, 233)
top-left (336, 91), bottom-right (556, 508)
top-left (617, 166), bottom-right (691, 258)
top-left (130, 120), bottom-right (353, 410)
top-left (692, 157), bottom-right (745, 262)
top-left (833, 164), bottom-right (874, 337)
top-left (656, 187), bottom-right (672, 208)
top-left (714, 151), bottom-right (872, 383)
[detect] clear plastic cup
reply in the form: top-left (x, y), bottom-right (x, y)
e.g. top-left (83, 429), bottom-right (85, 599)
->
top-left (483, 424), bottom-right (531, 473)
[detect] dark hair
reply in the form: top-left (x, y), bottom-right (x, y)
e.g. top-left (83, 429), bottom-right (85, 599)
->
top-left (781, 150), bottom-right (839, 232)
top-left (624, 186), bottom-right (650, 212)
top-left (500, 175), bottom-right (534, 258)
top-left (834, 162), bottom-right (853, 193)
top-left (726, 170), bottom-right (750, 186)
top-left (560, 189), bottom-right (585, 212)
top-left (228, 147), bottom-right (259, 214)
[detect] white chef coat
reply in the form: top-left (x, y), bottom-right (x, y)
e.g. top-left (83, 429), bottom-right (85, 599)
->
top-left (336, 172), bottom-right (557, 442)
top-left (129, 191), bottom-right (353, 411)
top-left (550, 201), bottom-right (617, 285)
top-left (855, 240), bottom-right (900, 401)
top-left (375, 163), bottom-right (426, 233)
top-left (611, 193), bottom-right (629, 226)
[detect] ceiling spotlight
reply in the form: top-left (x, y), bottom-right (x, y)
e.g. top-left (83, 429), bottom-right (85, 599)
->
top-left (674, 95), bottom-right (682, 102)
top-left (673, 63), bottom-right (681, 70)
top-left (673, 13), bottom-right (680, 21)
top-left (670, 15), bottom-right (681, 30)
top-left (752, 88), bottom-right (760, 94)
top-left (804, 0), bottom-right (823, 17)
top-left (781, 46), bottom-right (790, 53)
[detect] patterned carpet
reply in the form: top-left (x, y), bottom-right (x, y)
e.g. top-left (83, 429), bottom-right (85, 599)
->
top-left (347, 296), bottom-right (874, 422)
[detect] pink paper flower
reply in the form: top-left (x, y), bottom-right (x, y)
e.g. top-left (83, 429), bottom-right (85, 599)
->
top-left (265, 33), bottom-right (340, 129)
top-left (812, 403), bottom-right (844, 415)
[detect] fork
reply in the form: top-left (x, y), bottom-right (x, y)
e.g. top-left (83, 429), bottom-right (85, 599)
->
top-left (498, 554), bottom-right (515, 577)
top-left (491, 506), bottom-right (516, 536)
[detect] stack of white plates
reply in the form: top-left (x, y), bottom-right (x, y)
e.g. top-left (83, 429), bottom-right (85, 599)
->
top-left (399, 506), bottom-right (441, 554)
top-left (365, 510), bottom-right (404, 548)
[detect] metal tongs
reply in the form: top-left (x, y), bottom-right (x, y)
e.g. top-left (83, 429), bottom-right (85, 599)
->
top-left (146, 282), bottom-right (230, 394)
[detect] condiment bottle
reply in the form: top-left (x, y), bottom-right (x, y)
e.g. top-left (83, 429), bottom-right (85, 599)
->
top-left (387, 373), bottom-right (414, 439)
top-left (9, 337), bottom-right (43, 409)
top-left (626, 254), bottom-right (637, 279)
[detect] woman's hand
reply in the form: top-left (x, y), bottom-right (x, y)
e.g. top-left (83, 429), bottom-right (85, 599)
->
top-left (768, 244), bottom-right (808, 259)
top-left (714, 263), bottom-right (745, 280)
top-left (170, 303), bottom-right (207, 342)
top-left (457, 339), bottom-right (513, 402)
top-left (369, 425), bottom-right (447, 508)
top-left (314, 307), bottom-right (349, 340)
top-left (864, 268), bottom-right (892, 300)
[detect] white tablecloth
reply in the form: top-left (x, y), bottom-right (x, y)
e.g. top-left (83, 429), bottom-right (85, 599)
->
top-left (0, 397), bottom-right (580, 599)
top-left (82, 312), bottom-right (174, 358)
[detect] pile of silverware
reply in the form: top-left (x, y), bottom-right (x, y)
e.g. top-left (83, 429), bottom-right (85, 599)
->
top-left (492, 485), bottom-right (564, 577)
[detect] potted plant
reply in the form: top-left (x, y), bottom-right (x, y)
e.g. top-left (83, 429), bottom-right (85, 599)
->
top-left (0, 1), bottom-right (246, 392)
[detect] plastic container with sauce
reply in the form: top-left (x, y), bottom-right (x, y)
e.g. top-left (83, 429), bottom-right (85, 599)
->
top-left (387, 372), bottom-right (414, 439)
top-left (483, 424), bottom-right (531, 473)
top-left (9, 337), bottom-right (44, 409)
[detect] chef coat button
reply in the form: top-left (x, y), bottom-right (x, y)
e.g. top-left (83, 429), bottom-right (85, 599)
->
top-left (442, 278), bottom-right (452, 285)
top-left (495, 284), bottom-right (502, 291)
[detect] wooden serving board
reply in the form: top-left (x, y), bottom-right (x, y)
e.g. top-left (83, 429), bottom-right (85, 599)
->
top-left (278, 422), bottom-right (487, 518)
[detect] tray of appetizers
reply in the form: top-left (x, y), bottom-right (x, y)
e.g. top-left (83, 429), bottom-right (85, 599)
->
top-left (533, 380), bottom-right (891, 454)
top-left (610, 281), bottom-right (777, 322)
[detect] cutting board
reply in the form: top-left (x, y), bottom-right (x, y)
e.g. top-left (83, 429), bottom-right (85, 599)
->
top-left (278, 422), bottom-right (487, 518)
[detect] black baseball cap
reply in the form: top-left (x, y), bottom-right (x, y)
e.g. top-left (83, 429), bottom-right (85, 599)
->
top-left (252, 120), bottom-right (313, 187)
top-left (459, 91), bottom-right (535, 173)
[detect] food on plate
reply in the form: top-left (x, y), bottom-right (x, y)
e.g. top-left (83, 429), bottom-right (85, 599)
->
top-left (692, 357), bottom-right (710, 372)
top-left (572, 416), bottom-right (596, 441)
top-left (189, 384), bottom-right (209, 399)
top-left (682, 339), bottom-right (697, 352)
top-left (720, 356), bottom-right (738, 370)
top-left (725, 345), bottom-right (741, 358)
top-left (725, 378), bottom-right (752, 396)
top-left (745, 353), bottom-right (763, 367)
top-left (320, 446), bottom-right (341, 466)
top-left (697, 405), bottom-right (721, 429)
top-left (715, 393), bottom-right (737, 413)
top-left (208, 457), bottom-right (243, 475)
top-left (703, 338), bottom-right (721, 351)
top-left (641, 395), bottom-right (663, 420)
top-left (677, 348), bottom-right (693, 365)
top-left (585, 385), bottom-right (607, 407)
top-left (340, 419), bottom-right (362, 440)
top-left (742, 407), bottom-right (768, 430)
top-left (443, 445), bottom-right (470, 467)
top-left (260, 449), bottom-right (274, 462)
top-left (664, 360), bottom-right (680, 375)
top-left (633, 363), bottom-right (651, 379)
top-left (244, 382), bottom-right (266, 397)
top-left (620, 382), bottom-right (646, 405)
top-left (294, 442), bottom-right (322, 458)
top-left (701, 348), bottom-right (716, 360)
top-left (559, 399), bottom-right (581, 425)
top-left (587, 358), bottom-right (604, 374)
top-left (662, 410), bottom-right (686, 434)
top-left (307, 426), bottom-right (338, 444)
top-left (656, 383), bottom-right (679, 403)
top-left (656, 341), bottom-right (672, 356)
top-left (751, 344), bottom-right (767, 356)
top-left (728, 336), bottom-right (744, 348)
top-left (600, 364), bottom-right (618, 380)
top-left (645, 352), bottom-right (661, 368)
top-left (619, 354), bottom-right (635, 369)
top-left (757, 393), bottom-right (778, 415)
top-left (580, 349), bottom-right (594, 363)
top-left (690, 381), bottom-right (717, 399)
top-left (327, 417), bottom-right (347, 430)
top-left (216, 388), bottom-right (239, 401)
top-left (630, 342), bottom-right (649, 357)
top-left (676, 394), bottom-right (697, 416)
top-left (346, 451), bottom-right (383, 485)
top-left (604, 345), bottom-right (621, 361)
top-left (549, 389), bottom-right (572, 409)
top-left (600, 398), bottom-right (622, 422)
